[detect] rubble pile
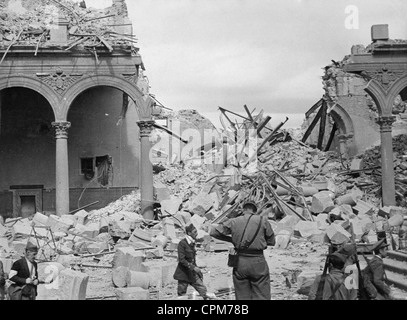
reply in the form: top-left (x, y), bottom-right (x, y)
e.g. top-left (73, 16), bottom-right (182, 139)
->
top-left (0, 0), bottom-right (135, 49)
top-left (1, 105), bottom-right (407, 300)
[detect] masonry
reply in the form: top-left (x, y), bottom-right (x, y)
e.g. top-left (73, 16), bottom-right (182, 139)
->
top-left (0, 0), bottom-right (157, 220)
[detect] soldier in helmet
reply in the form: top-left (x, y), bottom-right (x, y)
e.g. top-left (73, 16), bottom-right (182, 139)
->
top-left (210, 201), bottom-right (275, 300)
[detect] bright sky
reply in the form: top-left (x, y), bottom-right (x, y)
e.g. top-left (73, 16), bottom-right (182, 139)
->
top-left (84, 0), bottom-right (407, 128)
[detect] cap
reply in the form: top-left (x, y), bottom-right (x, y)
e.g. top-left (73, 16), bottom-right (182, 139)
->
top-left (329, 252), bottom-right (347, 264)
top-left (242, 201), bottom-right (258, 213)
top-left (337, 243), bottom-right (357, 257)
top-left (185, 223), bottom-right (197, 234)
top-left (26, 241), bottom-right (38, 252)
top-left (371, 238), bottom-right (389, 252)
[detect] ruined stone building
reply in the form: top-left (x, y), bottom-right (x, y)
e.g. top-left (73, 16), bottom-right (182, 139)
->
top-left (0, 0), bottom-right (157, 220)
top-left (305, 25), bottom-right (407, 158)
top-left (304, 24), bottom-right (407, 206)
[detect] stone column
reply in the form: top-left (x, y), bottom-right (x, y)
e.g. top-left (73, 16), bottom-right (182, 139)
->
top-left (52, 121), bottom-right (71, 216)
top-left (137, 120), bottom-right (155, 220)
top-left (376, 116), bottom-right (396, 206)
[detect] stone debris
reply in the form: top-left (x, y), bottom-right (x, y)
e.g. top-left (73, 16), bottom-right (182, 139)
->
top-left (1, 106), bottom-right (407, 300)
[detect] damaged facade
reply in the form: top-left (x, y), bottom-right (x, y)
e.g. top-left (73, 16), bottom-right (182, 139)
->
top-left (0, 0), bottom-right (157, 220)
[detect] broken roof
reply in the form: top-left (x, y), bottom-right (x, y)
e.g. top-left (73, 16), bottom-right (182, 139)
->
top-left (0, 0), bottom-right (137, 50)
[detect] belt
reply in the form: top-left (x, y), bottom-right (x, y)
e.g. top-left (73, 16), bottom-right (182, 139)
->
top-left (237, 249), bottom-right (263, 256)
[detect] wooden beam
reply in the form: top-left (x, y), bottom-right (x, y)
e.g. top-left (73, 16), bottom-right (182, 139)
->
top-left (302, 104), bottom-right (324, 143)
top-left (317, 101), bottom-right (328, 150)
top-left (324, 122), bottom-right (338, 152)
top-left (305, 98), bottom-right (323, 118)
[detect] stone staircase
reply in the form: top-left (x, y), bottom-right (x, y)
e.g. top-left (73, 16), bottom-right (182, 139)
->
top-left (383, 250), bottom-right (407, 300)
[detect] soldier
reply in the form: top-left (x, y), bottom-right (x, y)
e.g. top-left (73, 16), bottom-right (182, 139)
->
top-left (210, 201), bottom-right (275, 300)
top-left (308, 252), bottom-right (358, 300)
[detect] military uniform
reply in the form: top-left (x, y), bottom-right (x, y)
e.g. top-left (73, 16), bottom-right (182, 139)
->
top-left (210, 211), bottom-right (275, 300)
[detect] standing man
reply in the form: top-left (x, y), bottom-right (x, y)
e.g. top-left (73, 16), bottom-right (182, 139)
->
top-left (8, 242), bottom-right (39, 300)
top-left (363, 239), bottom-right (393, 300)
top-left (210, 201), bottom-right (275, 300)
top-left (308, 252), bottom-right (358, 300)
top-left (173, 224), bottom-right (209, 300)
top-left (0, 260), bottom-right (5, 300)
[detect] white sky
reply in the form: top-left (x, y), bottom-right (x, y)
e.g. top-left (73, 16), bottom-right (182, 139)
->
top-left (84, 0), bottom-right (407, 128)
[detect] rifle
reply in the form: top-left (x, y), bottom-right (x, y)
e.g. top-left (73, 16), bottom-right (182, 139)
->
top-left (349, 222), bottom-right (369, 300)
top-left (315, 245), bottom-right (334, 300)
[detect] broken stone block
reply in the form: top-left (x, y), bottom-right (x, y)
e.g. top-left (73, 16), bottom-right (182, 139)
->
top-left (339, 204), bottom-right (356, 219)
top-left (160, 197), bottom-right (182, 217)
top-left (129, 228), bottom-right (153, 243)
top-left (353, 200), bottom-right (375, 216)
top-left (57, 269), bottom-right (89, 300)
top-left (0, 237), bottom-right (10, 252)
top-left (308, 231), bottom-right (329, 244)
top-left (315, 213), bottom-right (330, 230)
top-left (141, 261), bottom-right (177, 287)
top-left (335, 193), bottom-right (357, 206)
top-left (74, 210), bottom-right (89, 225)
top-left (189, 193), bottom-right (214, 216)
top-left (113, 247), bottom-right (145, 271)
top-left (173, 211), bottom-right (192, 228)
top-left (311, 191), bottom-right (335, 214)
top-left (162, 218), bottom-right (177, 240)
top-left (329, 207), bottom-right (343, 221)
top-left (299, 186), bottom-right (319, 197)
top-left (151, 234), bottom-right (168, 248)
top-left (167, 239), bottom-right (181, 251)
top-left (33, 212), bottom-right (49, 226)
top-left (115, 287), bottom-right (149, 300)
top-left (275, 230), bottom-right (291, 249)
top-left (378, 206), bottom-right (391, 218)
top-left (72, 223), bottom-right (99, 239)
top-left (145, 246), bottom-right (164, 259)
top-left (47, 215), bottom-right (74, 233)
top-left (0, 224), bottom-right (8, 237)
top-left (0, 258), bottom-right (13, 274)
top-left (109, 220), bottom-right (132, 239)
top-left (190, 214), bottom-right (206, 230)
top-left (326, 224), bottom-right (351, 245)
top-left (388, 213), bottom-right (404, 227)
top-left (350, 158), bottom-right (364, 171)
top-left (126, 270), bottom-right (150, 289)
top-left (154, 181), bottom-right (171, 201)
top-left (294, 221), bottom-right (320, 238)
top-left (275, 215), bottom-right (301, 234)
top-left (86, 242), bottom-right (109, 254)
top-left (112, 266), bottom-right (129, 288)
top-left (311, 179), bottom-right (328, 191)
top-left (13, 220), bottom-right (33, 238)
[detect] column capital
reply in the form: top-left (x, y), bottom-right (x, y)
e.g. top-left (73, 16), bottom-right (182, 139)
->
top-left (137, 120), bottom-right (155, 138)
top-left (376, 116), bottom-right (396, 133)
top-left (52, 121), bottom-right (71, 139)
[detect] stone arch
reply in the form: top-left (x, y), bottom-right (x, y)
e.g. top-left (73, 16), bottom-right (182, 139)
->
top-left (330, 104), bottom-right (354, 136)
top-left (60, 75), bottom-right (146, 121)
top-left (0, 75), bottom-right (60, 119)
top-left (364, 79), bottom-right (389, 116)
top-left (387, 74), bottom-right (407, 111)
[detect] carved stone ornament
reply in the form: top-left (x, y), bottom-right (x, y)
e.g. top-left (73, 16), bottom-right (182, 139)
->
top-left (52, 121), bottom-right (71, 139)
top-left (122, 72), bottom-right (137, 84)
top-left (367, 65), bottom-right (405, 92)
top-left (37, 68), bottom-right (83, 95)
top-left (376, 116), bottom-right (396, 133)
top-left (137, 120), bottom-right (155, 138)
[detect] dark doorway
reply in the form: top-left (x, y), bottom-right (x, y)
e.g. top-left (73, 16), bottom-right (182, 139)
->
top-left (20, 195), bottom-right (36, 218)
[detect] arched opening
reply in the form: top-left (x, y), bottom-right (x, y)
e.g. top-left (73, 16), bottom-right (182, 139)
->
top-left (67, 86), bottom-right (141, 210)
top-left (0, 87), bottom-right (55, 218)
